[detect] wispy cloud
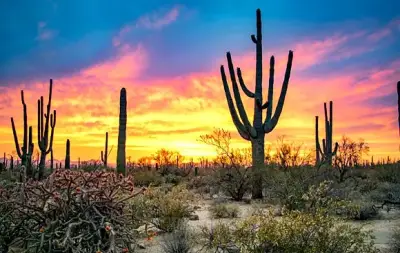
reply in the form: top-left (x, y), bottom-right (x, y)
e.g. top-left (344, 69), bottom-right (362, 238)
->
top-left (36, 21), bottom-right (57, 41)
top-left (113, 6), bottom-right (181, 47)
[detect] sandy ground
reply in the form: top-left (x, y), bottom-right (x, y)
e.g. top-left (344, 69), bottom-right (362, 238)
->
top-left (136, 199), bottom-right (400, 253)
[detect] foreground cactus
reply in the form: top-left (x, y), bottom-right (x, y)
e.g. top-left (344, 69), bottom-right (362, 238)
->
top-left (117, 88), bottom-right (127, 175)
top-left (220, 9), bottom-right (294, 199)
top-left (315, 101), bottom-right (338, 166)
top-left (65, 139), bottom-right (70, 169)
top-left (11, 90), bottom-right (35, 177)
top-left (101, 132), bottom-right (109, 167)
top-left (37, 79), bottom-right (57, 180)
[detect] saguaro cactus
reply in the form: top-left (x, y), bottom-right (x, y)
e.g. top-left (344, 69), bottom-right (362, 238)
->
top-left (315, 101), bottom-right (338, 166)
top-left (397, 81), bottom-right (399, 137)
top-left (65, 139), bottom-right (70, 169)
top-left (50, 149), bottom-right (54, 171)
top-left (101, 132), bottom-right (109, 167)
top-left (37, 79), bottom-right (57, 180)
top-left (11, 90), bottom-right (35, 177)
top-left (220, 9), bottom-right (294, 199)
top-left (117, 88), bottom-right (127, 175)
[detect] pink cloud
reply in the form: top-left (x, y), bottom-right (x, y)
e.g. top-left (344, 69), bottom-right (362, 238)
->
top-left (113, 5), bottom-right (181, 47)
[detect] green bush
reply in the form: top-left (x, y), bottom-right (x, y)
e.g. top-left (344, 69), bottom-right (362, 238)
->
top-left (133, 170), bottom-right (164, 187)
top-left (389, 226), bottom-right (400, 253)
top-left (130, 185), bottom-right (195, 232)
top-left (199, 210), bottom-right (378, 253)
top-left (161, 222), bottom-right (193, 253)
top-left (209, 203), bottom-right (240, 219)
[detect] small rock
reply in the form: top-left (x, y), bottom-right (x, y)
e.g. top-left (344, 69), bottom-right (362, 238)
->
top-left (273, 206), bottom-right (283, 216)
top-left (193, 205), bottom-right (202, 210)
top-left (243, 198), bottom-right (252, 204)
top-left (189, 214), bottom-right (199, 220)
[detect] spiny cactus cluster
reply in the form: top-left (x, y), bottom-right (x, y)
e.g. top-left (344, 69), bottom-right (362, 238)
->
top-left (315, 101), bottom-right (338, 166)
top-left (221, 8), bottom-right (293, 199)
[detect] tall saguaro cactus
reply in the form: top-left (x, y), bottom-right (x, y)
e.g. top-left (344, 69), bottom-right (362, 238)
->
top-left (117, 88), bottom-right (127, 175)
top-left (315, 101), bottom-right (338, 166)
top-left (101, 132), bottom-right (109, 167)
top-left (397, 81), bottom-right (399, 137)
top-left (11, 90), bottom-right (35, 177)
top-left (220, 9), bottom-right (294, 199)
top-left (37, 79), bottom-right (57, 180)
top-left (65, 139), bottom-right (70, 169)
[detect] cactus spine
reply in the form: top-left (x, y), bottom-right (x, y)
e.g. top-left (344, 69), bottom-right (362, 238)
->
top-left (11, 90), bottom-right (35, 177)
top-left (101, 132), bottom-right (108, 167)
top-left (65, 139), bottom-right (70, 169)
top-left (117, 88), bottom-right (127, 175)
top-left (220, 9), bottom-right (294, 199)
top-left (37, 79), bottom-right (57, 180)
top-left (315, 101), bottom-right (338, 166)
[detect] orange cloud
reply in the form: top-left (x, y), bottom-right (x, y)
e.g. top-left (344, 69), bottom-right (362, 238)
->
top-left (1, 25), bottom-right (399, 166)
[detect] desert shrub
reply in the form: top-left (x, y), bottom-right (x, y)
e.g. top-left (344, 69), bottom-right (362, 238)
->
top-left (130, 185), bottom-right (195, 232)
top-left (199, 209), bottom-right (378, 253)
top-left (263, 166), bottom-right (331, 210)
top-left (161, 222), bottom-right (193, 253)
top-left (133, 170), bottom-right (164, 187)
top-left (376, 163), bottom-right (400, 183)
top-left (0, 169), bottom-right (142, 252)
top-left (164, 173), bottom-right (183, 185)
top-left (389, 226), bottom-right (400, 253)
top-left (215, 166), bottom-right (252, 201)
top-left (209, 203), bottom-right (240, 219)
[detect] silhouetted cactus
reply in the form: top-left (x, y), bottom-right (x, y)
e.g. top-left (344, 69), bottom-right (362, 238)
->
top-left (397, 81), bottom-right (399, 137)
top-left (10, 156), bottom-right (13, 171)
top-left (117, 88), bottom-right (127, 175)
top-left (65, 139), bottom-right (70, 169)
top-left (50, 149), bottom-right (54, 172)
top-left (11, 90), bottom-right (35, 177)
top-left (101, 132), bottom-right (108, 167)
top-left (315, 101), bottom-right (338, 166)
top-left (220, 9), bottom-right (294, 199)
top-left (37, 79), bottom-right (57, 180)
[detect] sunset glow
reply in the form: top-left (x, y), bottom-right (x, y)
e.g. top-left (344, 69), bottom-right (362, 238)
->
top-left (0, 1), bottom-right (399, 165)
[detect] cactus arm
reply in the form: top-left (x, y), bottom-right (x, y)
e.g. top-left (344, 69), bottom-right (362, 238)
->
top-left (226, 52), bottom-right (257, 138)
top-left (37, 99), bottom-right (41, 147)
top-left (263, 51), bottom-right (293, 133)
top-left (21, 91), bottom-right (27, 155)
top-left (236, 68), bottom-right (255, 98)
top-left (266, 56), bottom-right (275, 121)
top-left (220, 65), bottom-right (251, 140)
top-left (43, 80), bottom-right (53, 148)
top-left (332, 142), bottom-right (339, 156)
top-left (11, 118), bottom-right (23, 159)
top-left (329, 101), bottom-right (333, 155)
top-left (45, 111), bottom-right (56, 155)
top-left (40, 96), bottom-right (44, 140)
top-left (28, 126), bottom-right (33, 155)
top-left (322, 139), bottom-right (327, 155)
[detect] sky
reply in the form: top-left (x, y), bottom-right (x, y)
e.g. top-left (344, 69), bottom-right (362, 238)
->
top-left (0, 0), bottom-right (399, 165)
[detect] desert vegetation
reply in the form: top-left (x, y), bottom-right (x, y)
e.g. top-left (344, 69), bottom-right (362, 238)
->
top-left (0, 8), bottom-right (400, 253)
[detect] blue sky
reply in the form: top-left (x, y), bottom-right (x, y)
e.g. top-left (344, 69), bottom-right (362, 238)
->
top-left (1, 0), bottom-right (399, 84)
